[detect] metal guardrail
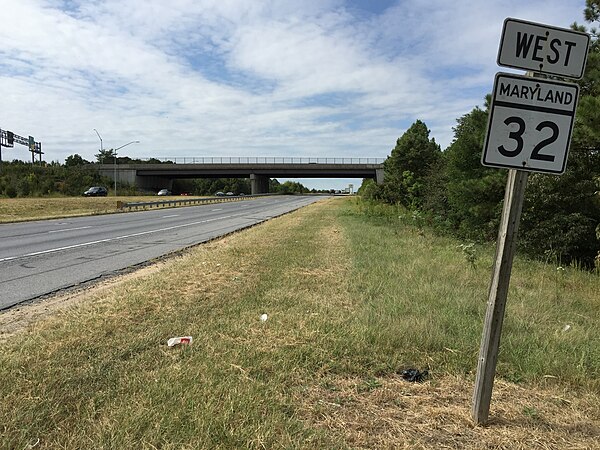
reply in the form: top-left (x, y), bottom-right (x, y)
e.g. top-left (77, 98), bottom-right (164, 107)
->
top-left (117, 194), bottom-right (260, 211)
top-left (138, 157), bottom-right (385, 165)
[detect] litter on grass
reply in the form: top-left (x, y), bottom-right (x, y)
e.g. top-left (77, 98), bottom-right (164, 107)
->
top-left (167, 336), bottom-right (193, 347)
top-left (401, 368), bottom-right (429, 382)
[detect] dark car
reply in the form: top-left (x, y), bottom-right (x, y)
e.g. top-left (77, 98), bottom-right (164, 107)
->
top-left (83, 186), bottom-right (108, 197)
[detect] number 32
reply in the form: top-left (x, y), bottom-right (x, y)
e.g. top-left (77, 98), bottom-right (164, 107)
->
top-left (498, 117), bottom-right (558, 162)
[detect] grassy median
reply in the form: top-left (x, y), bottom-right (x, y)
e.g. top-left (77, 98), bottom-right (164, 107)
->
top-left (0, 195), bottom-right (205, 223)
top-left (0, 197), bottom-right (598, 449)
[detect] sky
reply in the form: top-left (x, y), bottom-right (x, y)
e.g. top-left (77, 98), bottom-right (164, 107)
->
top-left (0, 0), bottom-right (591, 190)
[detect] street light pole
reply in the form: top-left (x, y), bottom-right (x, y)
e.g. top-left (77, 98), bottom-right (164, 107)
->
top-left (93, 129), bottom-right (103, 163)
top-left (112, 140), bottom-right (140, 196)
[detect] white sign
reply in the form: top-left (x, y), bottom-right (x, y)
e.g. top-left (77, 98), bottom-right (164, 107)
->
top-left (482, 73), bottom-right (579, 174)
top-left (498, 18), bottom-right (590, 79)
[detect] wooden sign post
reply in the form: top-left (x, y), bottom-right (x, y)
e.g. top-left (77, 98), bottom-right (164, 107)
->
top-left (472, 169), bottom-right (528, 424)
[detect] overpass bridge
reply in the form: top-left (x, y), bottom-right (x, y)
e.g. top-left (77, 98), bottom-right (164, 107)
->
top-left (98, 157), bottom-right (385, 194)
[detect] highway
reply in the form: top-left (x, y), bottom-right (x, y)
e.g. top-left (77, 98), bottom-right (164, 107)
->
top-left (0, 195), bottom-right (325, 310)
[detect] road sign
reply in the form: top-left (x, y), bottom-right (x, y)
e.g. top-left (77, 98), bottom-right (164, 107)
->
top-left (482, 73), bottom-right (579, 174)
top-left (498, 18), bottom-right (590, 79)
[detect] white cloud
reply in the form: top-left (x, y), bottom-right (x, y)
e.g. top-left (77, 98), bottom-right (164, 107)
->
top-left (0, 0), bottom-right (590, 189)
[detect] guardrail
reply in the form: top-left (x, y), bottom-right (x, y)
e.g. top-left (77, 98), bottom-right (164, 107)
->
top-left (138, 157), bottom-right (386, 165)
top-left (117, 194), bottom-right (258, 211)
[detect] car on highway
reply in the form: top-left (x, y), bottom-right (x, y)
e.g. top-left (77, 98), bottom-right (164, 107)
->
top-left (157, 189), bottom-right (171, 196)
top-left (83, 186), bottom-right (108, 197)
top-left (215, 191), bottom-right (225, 196)
top-left (226, 191), bottom-right (235, 196)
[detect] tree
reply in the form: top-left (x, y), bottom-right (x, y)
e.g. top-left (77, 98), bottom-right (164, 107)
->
top-left (438, 102), bottom-right (507, 240)
top-left (95, 149), bottom-right (115, 164)
top-left (64, 154), bottom-right (89, 167)
top-left (381, 120), bottom-right (441, 208)
top-left (357, 178), bottom-right (382, 200)
top-left (273, 181), bottom-right (309, 194)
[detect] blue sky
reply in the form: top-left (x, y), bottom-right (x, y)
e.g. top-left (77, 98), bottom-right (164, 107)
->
top-left (0, 0), bottom-right (590, 190)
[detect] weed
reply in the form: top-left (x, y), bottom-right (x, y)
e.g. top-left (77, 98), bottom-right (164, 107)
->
top-left (523, 406), bottom-right (540, 419)
top-left (458, 242), bottom-right (477, 268)
top-left (357, 377), bottom-right (382, 393)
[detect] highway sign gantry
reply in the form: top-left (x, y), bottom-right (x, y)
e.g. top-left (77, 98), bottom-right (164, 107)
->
top-left (498, 18), bottom-right (590, 79)
top-left (482, 73), bottom-right (579, 174)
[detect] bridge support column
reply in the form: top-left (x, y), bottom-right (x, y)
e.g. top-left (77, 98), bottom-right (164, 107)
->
top-left (375, 168), bottom-right (385, 185)
top-left (250, 174), bottom-right (269, 194)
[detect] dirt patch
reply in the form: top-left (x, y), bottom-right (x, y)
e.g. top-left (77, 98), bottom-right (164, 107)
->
top-left (298, 375), bottom-right (600, 449)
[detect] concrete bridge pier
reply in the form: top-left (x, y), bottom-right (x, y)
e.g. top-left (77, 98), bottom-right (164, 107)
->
top-left (375, 168), bottom-right (385, 185)
top-left (250, 174), bottom-right (269, 194)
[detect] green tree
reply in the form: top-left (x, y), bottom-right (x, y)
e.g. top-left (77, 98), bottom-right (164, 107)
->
top-left (381, 120), bottom-right (441, 208)
top-left (64, 154), bottom-right (89, 167)
top-left (273, 181), bottom-right (309, 194)
top-left (440, 103), bottom-right (507, 240)
top-left (95, 149), bottom-right (115, 164)
top-left (357, 178), bottom-right (382, 200)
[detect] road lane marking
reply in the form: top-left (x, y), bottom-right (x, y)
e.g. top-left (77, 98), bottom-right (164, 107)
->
top-left (162, 214), bottom-right (180, 218)
top-left (0, 213), bottom-right (246, 263)
top-left (211, 208), bottom-right (223, 211)
top-left (48, 226), bottom-right (92, 234)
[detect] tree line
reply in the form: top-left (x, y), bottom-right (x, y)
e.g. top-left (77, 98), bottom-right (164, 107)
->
top-left (359, 2), bottom-right (600, 268)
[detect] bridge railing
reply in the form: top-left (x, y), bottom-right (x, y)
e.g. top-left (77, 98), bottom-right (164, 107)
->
top-left (139, 157), bottom-right (386, 165)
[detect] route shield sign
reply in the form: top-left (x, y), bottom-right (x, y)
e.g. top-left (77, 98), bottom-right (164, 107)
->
top-left (482, 73), bottom-right (579, 174)
top-left (498, 18), bottom-right (590, 79)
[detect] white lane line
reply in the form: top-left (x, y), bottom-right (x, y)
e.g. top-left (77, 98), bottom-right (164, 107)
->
top-left (211, 208), bottom-right (223, 211)
top-left (162, 214), bottom-right (180, 218)
top-left (48, 226), bottom-right (92, 234)
top-left (0, 213), bottom-right (245, 263)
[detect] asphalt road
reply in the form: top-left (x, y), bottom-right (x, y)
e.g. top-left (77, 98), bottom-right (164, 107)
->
top-left (0, 195), bottom-right (325, 310)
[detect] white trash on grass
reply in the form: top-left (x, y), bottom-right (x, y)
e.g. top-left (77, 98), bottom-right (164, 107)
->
top-left (260, 313), bottom-right (268, 322)
top-left (167, 336), bottom-right (193, 347)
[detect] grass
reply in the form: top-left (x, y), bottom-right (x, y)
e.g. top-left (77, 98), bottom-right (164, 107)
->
top-left (0, 196), bottom-right (140, 222)
top-left (0, 195), bottom-right (206, 223)
top-left (0, 197), bottom-right (598, 449)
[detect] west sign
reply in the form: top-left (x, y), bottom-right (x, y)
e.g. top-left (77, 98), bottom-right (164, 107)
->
top-left (482, 73), bottom-right (579, 174)
top-left (497, 18), bottom-right (590, 79)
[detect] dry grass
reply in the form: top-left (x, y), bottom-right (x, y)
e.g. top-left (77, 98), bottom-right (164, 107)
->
top-left (298, 375), bottom-right (600, 449)
top-left (0, 195), bottom-right (208, 222)
top-left (0, 196), bottom-right (134, 222)
top-left (0, 262), bottom-right (168, 341)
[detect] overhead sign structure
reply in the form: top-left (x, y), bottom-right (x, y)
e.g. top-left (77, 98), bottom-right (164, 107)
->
top-left (482, 72), bottom-right (579, 174)
top-left (498, 18), bottom-right (590, 79)
top-left (0, 129), bottom-right (44, 165)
